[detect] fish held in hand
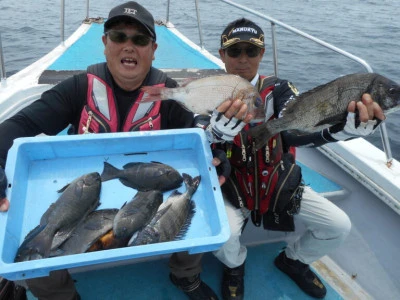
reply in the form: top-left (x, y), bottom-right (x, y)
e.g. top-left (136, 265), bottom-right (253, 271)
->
top-left (140, 74), bottom-right (265, 121)
top-left (15, 172), bottom-right (102, 262)
top-left (248, 73), bottom-right (400, 150)
top-left (100, 161), bottom-right (183, 192)
top-left (129, 173), bottom-right (200, 246)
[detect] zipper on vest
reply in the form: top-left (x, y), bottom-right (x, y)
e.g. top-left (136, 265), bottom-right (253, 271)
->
top-left (83, 110), bottom-right (110, 133)
top-left (130, 117), bottom-right (154, 131)
top-left (272, 163), bottom-right (295, 212)
top-left (264, 161), bottom-right (282, 197)
top-left (227, 175), bottom-right (245, 209)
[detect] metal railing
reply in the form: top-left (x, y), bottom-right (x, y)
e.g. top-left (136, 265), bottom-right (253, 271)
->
top-left (0, 0), bottom-right (394, 163)
top-left (180, 0), bottom-right (393, 163)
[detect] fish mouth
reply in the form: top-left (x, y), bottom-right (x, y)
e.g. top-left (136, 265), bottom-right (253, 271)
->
top-left (121, 57), bottom-right (137, 66)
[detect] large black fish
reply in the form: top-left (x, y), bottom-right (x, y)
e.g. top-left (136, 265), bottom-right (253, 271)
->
top-left (248, 73), bottom-right (400, 150)
top-left (100, 161), bottom-right (183, 191)
top-left (50, 209), bottom-right (118, 257)
top-left (113, 190), bottom-right (163, 245)
top-left (129, 173), bottom-right (200, 246)
top-left (15, 172), bottom-right (101, 262)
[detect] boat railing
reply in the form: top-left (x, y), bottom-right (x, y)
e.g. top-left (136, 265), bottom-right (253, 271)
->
top-left (0, 0), bottom-right (393, 163)
top-left (188, 0), bottom-right (393, 164)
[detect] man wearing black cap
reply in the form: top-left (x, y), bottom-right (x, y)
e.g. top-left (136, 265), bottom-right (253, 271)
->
top-left (0, 2), bottom-right (251, 300)
top-left (211, 18), bottom-right (385, 300)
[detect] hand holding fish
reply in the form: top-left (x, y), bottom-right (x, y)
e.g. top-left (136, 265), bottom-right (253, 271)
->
top-left (208, 98), bottom-right (253, 143)
top-left (329, 93), bottom-right (386, 140)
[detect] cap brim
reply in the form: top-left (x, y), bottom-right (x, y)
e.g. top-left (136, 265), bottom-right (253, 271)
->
top-left (104, 16), bottom-right (155, 38)
top-left (221, 32), bottom-right (265, 49)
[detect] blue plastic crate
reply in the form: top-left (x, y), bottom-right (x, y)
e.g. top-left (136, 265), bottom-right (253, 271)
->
top-left (0, 129), bottom-right (229, 280)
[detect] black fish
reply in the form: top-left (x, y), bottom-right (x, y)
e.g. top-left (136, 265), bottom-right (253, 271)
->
top-left (129, 173), bottom-right (200, 246)
top-left (50, 209), bottom-right (118, 257)
top-left (248, 73), bottom-right (400, 150)
top-left (15, 172), bottom-right (101, 262)
top-left (113, 190), bottom-right (163, 244)
top-left (100, 161), bottom-right (183, 191)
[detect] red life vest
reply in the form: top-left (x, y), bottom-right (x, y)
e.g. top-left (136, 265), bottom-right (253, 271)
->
top-left (78, 63), bottom-right (165, 134)
top-left (225, 75), bottom-right (296, 215)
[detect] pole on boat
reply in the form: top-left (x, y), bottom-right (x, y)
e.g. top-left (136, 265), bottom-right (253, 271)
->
top-left (61, 0), bottom-right (65, 45)
top-left (194, 0), bottom-right (205, 50)
top-left (86, 0), bottom-right (90, 20)
top-left (270, 22), bottom-right (279, 77)
top-left (0, 33), bottom-right (6, 84)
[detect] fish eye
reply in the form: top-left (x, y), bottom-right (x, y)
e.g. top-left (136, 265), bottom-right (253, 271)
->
top-left (388, 87), bottom-right (396, 94)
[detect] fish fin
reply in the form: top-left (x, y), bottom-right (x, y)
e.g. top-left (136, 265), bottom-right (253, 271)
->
top-left (314, 116), bottom-right (343, 127)
top-left (127, 231), bottom-right (139, 246)
top-left (120, 201), bottom-right (127, 209)
top-left (123, 162), bottom-right (142, 169)
top-left (100, 162), bottom-right (120, 182)
top-left (182, 173), bottom-right (201, 195)
top-left (119, 178), bottom-right (138, 189)
top-left (140, 86), bottom-right (168, 102)
top-left (57, 183), bottom-right (70, 193)
top-left (247, 123), bottom-right (275, 151)
top-left (175, 201), bottom-right (196, 240)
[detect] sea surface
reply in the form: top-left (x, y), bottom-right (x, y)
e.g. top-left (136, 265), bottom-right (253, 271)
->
top-left (0, 0), bottom-right (399, 160)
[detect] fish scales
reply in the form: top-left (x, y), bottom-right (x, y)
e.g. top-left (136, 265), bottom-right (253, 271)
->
top-left (15, 172), bottom-right (102, 262)
top-left (113, 190), bottom-right (163, 243)
top-left (248, 73), bottom-right (400, 150)
top-left (140, 74), bottom-right (265, 121)
top-left (50, 209), bottom-right (118, 257)
top-left (129, 173), bottom-right (200, 246)
top-left (100, 161), bottom-right (183, 192)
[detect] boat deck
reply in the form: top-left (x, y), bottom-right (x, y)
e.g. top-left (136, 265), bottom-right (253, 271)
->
top-left (24, 242), bottom-right (342, 300)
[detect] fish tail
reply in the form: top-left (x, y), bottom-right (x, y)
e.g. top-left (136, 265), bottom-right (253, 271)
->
top-left (100, 162), bottom-right (120, 182)
top-left (247, 124), bottom-right (274, 151)
top-left (140, 86), bottom-right (169, 102)
top-left (16, 228), bottom-right (54, 261)
top-left (182, 173), bottom-right (201, 196)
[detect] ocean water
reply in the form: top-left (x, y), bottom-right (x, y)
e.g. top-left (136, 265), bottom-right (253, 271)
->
top-left (0, 0), bottom-right (399, 160)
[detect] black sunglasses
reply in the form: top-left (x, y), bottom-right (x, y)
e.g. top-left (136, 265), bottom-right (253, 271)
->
top-left (105, 30), bottom-right (153, 46)
top-left (226, 46), bottom-right (261, 58)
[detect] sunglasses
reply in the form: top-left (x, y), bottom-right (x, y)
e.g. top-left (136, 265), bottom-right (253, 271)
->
top-left (105, 30), bottom-right (153, 46)
top-left (226, 46), bottom-right (261, 58)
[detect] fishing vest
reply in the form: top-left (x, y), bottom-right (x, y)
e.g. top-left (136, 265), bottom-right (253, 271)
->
top-left (222, 75), bottom-right (296, 219)
top-left (78, 63), bottom-right (166, 134)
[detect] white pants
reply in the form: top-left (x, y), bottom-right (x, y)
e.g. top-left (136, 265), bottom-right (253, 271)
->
top-left (213, 186), bottom-right (351, 267)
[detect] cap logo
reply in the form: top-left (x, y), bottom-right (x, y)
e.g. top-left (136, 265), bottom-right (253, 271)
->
top-left (231, 27), bottom-right (258, 35)
top-left (124, 8), bottom-right (137, 15)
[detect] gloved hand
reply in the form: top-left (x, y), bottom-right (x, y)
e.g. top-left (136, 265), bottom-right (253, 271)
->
top-left (0, 167), bottom-right (7, 199)
top-left (212, 149), bottom-right (231, 185)
top-left (329, 111), bottom-right (381, 141)
top-left (209, 109), bottom-right (246, 142)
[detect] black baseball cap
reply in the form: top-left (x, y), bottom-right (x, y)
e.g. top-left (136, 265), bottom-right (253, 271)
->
top-left (221, 18), bottom-right (265, 49)
top-left (104, 1), bottom-right (156, 39)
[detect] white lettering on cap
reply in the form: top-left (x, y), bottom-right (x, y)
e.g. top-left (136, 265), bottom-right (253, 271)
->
top-left (232, 27), bottom-right (257, 34)
top-left (124, 8), bottom-right (137, 15)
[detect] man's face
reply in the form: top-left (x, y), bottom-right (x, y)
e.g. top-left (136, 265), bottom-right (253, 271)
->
top-left (102, 22), bottom-right (157, 91)
top-left (219, 42), bottom-right (265, 82)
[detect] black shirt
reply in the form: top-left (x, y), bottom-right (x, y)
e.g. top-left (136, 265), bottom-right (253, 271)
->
top-left (0, 67), bottom-right (194, 166)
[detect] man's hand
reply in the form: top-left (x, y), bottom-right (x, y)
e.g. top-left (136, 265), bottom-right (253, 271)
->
top-left (212, 149), bottom-right (231, 186)
top-left (0, 198), bottom-right (9, 212)
top-left (209, 99), bottom-right (254, 142)
top-left (330, 93), bottom-right (385, 140)
top-left (0, 167), bottom-right (9, 212)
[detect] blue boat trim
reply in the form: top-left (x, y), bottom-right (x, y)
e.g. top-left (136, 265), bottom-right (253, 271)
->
top-left (47, 23), bottom-right (221, 71)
